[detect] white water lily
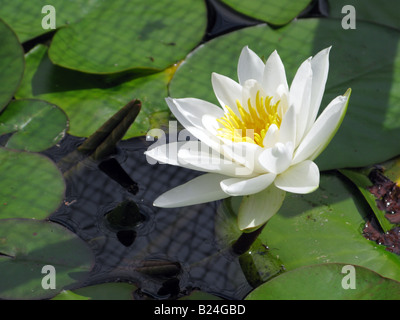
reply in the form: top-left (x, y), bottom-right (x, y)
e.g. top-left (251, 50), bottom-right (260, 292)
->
top-left (146, 46), bottom-right (351, 231)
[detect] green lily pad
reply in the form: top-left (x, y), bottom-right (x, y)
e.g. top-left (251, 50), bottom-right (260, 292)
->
top-left (339, 168), bottom-right (394, 233)
top-left (52, 282), bottom-right (137, 300)
top-left (245, 263), bottom-right (400, 300)
top-left (16, 45), bottom-right (172, 138)
top-left (0, 99), bottom-right (68, 152)
top-left (0, 219), bottom-right (95, 300)
top-left (0, 19), bottom-right (24, 112)
top-left (0, 0), bottom-right (106, 42)
top-left (169, 18), bottom-right (400, 170)
top-left (48, 0), bottom-right (207, 74)
top-left (0, 148), bottom-right (65, 219)
top-left (382, 156), bottom-right (400, 185)
top-left (51, 290), bottom-right (90, 300)
top-left (259, 173), bottom-right (400, 282)
top-left (220, 0), bottom-right (312, 25)
top-left (328, 0), bottom-right (400, 31)
top-left (215, 173), bottom-right (400, 282)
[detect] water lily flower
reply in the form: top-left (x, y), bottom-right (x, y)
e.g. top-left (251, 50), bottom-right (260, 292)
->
top-left (145, 46), bottom-right (351, 231)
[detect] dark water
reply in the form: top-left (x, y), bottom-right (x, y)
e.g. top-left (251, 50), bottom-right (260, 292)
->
top-left (45, 134), bottom-right (250, 299)
top-left (39, 0), bottom-right (326, 299)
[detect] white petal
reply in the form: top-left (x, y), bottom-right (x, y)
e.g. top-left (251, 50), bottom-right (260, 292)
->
top-left (220, 172), bottom-right (276, 196)
top-left (262, 124), bottom-right (279, 149)
top-left (166, 97), bottom-right (223, 151)
top-left (211, 72), bottom-right (242, 114)
top-left (145, 141), bottom-right (181, 166)
top-left (274, 160), bottom-right (320, 194)
top-left (153, 173), bottom-right (229, 208)
top-left (263, 50), bottom-right (289, 97)
top-left (221, 141), bottom-right (263, 173)
top-left (275, 83), bottom-right (289, 117)
top-left (238, 185), bottom-right (286, 231)
top-left (306, 46), bottom-right (331, 133)
top-left (292, 89), bottom-right (350, 165)
top-left (278, 104), bottom-right (296, 146)
top-left (237, 46), bottom-right (265, 85)
top-left (258, 142), bottom-right (294, 174)
top-left (241, 79), bottom-right (266, 114)
top-left (289, 58), bottom-right (313, 145)
top-left (177, 141), bottom-right (254, 177)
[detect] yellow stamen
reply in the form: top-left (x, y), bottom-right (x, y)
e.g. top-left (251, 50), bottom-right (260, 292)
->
top-left (217, 91), bottom-right (281, 148)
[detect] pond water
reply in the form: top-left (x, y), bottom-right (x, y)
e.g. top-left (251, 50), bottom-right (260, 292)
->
top-left (37, 0), bottom-right (326, 300)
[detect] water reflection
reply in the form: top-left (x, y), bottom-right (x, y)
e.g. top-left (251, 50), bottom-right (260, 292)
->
top-left (44, 134), bottom-right (251, 299)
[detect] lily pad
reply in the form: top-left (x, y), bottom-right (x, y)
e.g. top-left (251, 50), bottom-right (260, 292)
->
top-left (0, 99), bottom-right (68, 152)
top-left (0, 148), bottom-right (65, 220)
top-left (245, 263), bottom-right (400, 300)
top-left (328, 0), bottom-right (400, 31)
top-left (48, 0), bottom-right (207, 74)
top-left (0, 18), bottom-right (24, 111)
top-left (169, 18), bottom-right (400, 170)
top-left (339, 168), bottom-right (394, 233)
top-left (259, 173), bottom-right (400, 282)
top-left (0, 219), bottom-right (95, 300)
top-left (52, 282), bottom-right (137, 300)
top-left (220, 0), bottom-right (312, 25)
top-left (378, 155), bottom-right (400, 186)
top-left (0, 0), bottom-right (106, 42)
top-left (16, 45), bottom-right (172, 138)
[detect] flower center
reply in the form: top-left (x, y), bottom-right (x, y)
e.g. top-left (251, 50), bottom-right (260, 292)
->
top-left (216, 91), bottom-right (281, 147)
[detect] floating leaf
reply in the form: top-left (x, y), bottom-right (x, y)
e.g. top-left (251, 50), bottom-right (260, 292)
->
top-left (219, 0), bottom-right (312, 25)
top-left (0, 18), bottom-right (24, 111)
top-left (51, 290), bottom-right (90, 300)
top-left (48, 0), bottom-right (207, 74)
top-left (169, 18), bottom-right (400, 170)
top-left (245, 263), bottom-right (400, 300)
top-left (238, 240), bottom-right (284, 288)
top-left (0, 99), bottom-right (68, 152)
top-left (259, 173), bottom-right (400, 282)
top-left (0, 148), bottom-right (65, 219)
top-left (52, 283), bottom-right (137, 300)
top-left (16, 45), bottom-right (172, 138)
top-left (380, 155), bottom-right (400, 186)
top-left (328, 0), bottom-right (400, 31)
top-left (0, 0), bottom-right (106, 42)
top-left (0, 219), bottom-right (95, 300)
top-left (339, 168), bottom-right (394, 233)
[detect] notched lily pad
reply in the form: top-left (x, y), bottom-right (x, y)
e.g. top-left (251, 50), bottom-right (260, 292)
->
top-left (48, 0), bottom-right (207, 74)
top-left (0, 148), bottom-right (65, 220)
top-left (0, 219), bottom-right (95, 300)
top-left (219, 0), bottom-right (312, 25)
top-left (245, 263), bottom-right (400, 300)
top-left (52, 282), bottom-right (137, 300)
top-left (17, 44), bottom-right (173, 139)
top-left (0, 99), bottom-right (68, 152)
top-left (260, 173), bottom-right (400, 282)
top-left (0, 18), bottom-right (24, 111)
top-left (169, 18), bottom-right (400, 170)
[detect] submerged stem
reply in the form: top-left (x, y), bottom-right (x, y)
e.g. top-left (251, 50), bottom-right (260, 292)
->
top-left (231, 223), bottom-right (267, 255)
